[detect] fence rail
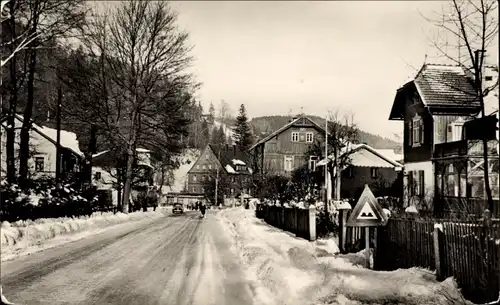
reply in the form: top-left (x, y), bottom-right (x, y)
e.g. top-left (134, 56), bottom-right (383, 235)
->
top-left (255, 204), bottom-right (315, 241)
top-left (373, 217), bottom-right (500, 304)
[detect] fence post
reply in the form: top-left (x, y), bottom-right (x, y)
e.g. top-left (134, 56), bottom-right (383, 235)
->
top-left (433, 223), bottom-right (444, 281)
top-left (281, 206), bottom-right (285, 229)
top-left (308, 204), bottom-right (316, 241)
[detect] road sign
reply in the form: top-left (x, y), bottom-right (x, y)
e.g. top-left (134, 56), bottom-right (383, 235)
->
top-left (346, 184), bottom-right (387, 227)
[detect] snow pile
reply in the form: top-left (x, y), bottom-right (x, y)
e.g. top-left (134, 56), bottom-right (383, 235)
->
top-left (1, 210), bottom-right (167, 259)
top-left (217, 208), bottom-right (470, 305)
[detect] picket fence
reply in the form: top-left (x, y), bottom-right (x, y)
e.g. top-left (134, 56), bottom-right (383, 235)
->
top-left (373, 218), bottom-right (500, 304)
top-left (255, 204), bottom-right (316, 241)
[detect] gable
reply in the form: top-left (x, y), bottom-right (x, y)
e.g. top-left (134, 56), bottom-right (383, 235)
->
top-left (188, 145), bottom-right (221, 174)
top-left (249, 116), bottom-right (326, 150)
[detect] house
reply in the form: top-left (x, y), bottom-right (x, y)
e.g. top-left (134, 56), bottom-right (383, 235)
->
top-left (317, 143), bottom-right (404, 200)
top-left (91, 148), bottom-right (155, 206)
top-left (248, 115), bottom-right (326, 176)
top-left (187, 144), bottom-right (252, 202)
top-left (0, 114), bottom-right (83, 180)
top-left (388, 63), bottom-right (499, 215)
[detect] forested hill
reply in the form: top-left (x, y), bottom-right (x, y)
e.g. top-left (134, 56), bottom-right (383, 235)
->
top-left (249, 115), bottom-right (400, 150)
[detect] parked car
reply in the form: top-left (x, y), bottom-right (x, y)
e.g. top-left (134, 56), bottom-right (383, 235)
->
top-left (172, 203), bottom-right (184, 215)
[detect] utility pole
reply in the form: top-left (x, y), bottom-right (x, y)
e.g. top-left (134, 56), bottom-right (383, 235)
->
top-left (55, 85), bottom-right (62, 186)
top-left (324, 116), bottom-right (329, 213)
top-left (215, 149), bottom-right (220, 207)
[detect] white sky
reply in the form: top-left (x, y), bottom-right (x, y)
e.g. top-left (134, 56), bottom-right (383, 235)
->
top-left (96, 1), bottom-right (499, 139)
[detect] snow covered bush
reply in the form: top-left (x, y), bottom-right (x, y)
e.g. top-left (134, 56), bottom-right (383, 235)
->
top-left (316, 208), bottom-right (338, 238)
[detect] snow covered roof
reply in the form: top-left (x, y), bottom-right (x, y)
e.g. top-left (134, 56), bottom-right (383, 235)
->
top-left (207, 144), bottom-right (252, 175)
top-left (232, 159), bottom-right (246, 166)
top-left (317, 143), bottom-right (403, 169)
top-left (225, 164), bottom-right (237, 174)
top-left (1, 114), bottom-right (83, 156)
top-left (373, 149), bottom-right (403, 162)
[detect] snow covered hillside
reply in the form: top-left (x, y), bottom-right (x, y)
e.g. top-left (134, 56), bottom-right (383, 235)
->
top-left (213, 120), bottom-right (235, 141)
top-left (162, 149), bottom-right (200, 193)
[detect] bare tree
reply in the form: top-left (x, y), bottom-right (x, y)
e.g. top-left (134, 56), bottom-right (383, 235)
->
top-left (307, 110), bottom-right (359, 203)
top-left (424, 0), bottom-right (499, 211)
top-left (65, 1), bottom-right (195, 213)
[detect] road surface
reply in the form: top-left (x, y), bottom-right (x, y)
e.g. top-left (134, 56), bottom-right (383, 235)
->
top-left (1, 210), bottom-right (255, 305)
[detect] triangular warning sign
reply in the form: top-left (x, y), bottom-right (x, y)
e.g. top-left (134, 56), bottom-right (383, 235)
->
top-left (346, 184), bottom-right (387, 227)
top-left (357, 202), bottom-right (378, 220)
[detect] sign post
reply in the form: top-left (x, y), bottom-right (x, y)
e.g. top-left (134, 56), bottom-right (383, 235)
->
top-left (346, 184), bottom-right (388, 269)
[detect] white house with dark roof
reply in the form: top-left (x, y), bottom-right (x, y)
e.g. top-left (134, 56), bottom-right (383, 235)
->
top-left (0, 114), bottom-right (83, 179)
top-left (317, 143), bottom-right (404, 200)
top-left (388, 63), bottom-right (499, 215)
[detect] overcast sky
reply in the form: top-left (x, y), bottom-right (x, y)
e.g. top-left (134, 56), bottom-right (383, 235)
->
top-left (96, 1), bottom-right (499, 139)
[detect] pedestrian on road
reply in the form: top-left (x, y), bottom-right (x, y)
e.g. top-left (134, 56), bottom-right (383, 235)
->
top-left (199, 201), bottom-right (206, 218)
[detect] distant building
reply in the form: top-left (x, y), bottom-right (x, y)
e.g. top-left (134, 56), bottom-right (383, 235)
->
top-left (248, 115), bottom-right (326, 176)
top-left (317, 143), bottom-right (404, 200)
top-left (187, 144), bottom-right (252, 202)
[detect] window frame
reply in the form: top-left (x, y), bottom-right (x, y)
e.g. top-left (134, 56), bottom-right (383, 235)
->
top-left (370, 167), bottom-right (379, 179)
top-left (308, 156), bottom-right (318, 171)
top-left (35, 156), bottom-right (45, 172)
top-left (291, 132), bottom-right (299, 142)
top-left (284, 155), bottom-right (294, 172)
top-left (306, 132), bottom-right (314, 143)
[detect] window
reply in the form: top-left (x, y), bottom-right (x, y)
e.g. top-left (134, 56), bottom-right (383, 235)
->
top-left (35, 157), bottom-right (44, 172)
top-left (486, 76), bottom-right (493, 81)
top-left (308, 156), bottom-right (318, 171)
top-left (202, 165), bottom-right (206, 170)
top-left (205, 153), bottom-right (209, 160)
top-left (306, 132), bottom-right (314, 143)
top-left (370, 168), bottom-right (379, 178)
top-left (196, 165), bottom-right (200, 169)
top-left (284, 156), bottom-right (294, 172)
top-left (231, 188), bottom-right (234, 195)
top-left (202, 175), bottom-right (206, 182)
top-left (410, 114), bottom-right (424, 147)
top-left (192, 186), bottom-right (197, 193)
top-left (193, 175), bottom-right (197, 182)
top-left (209, 164), bottom-right (212, 170)
top-left (292, 132), bottom-right (299, 142)
top-left (95, 172), bottom-right (102, 180)
top-left (201, 187), bottom-right (205, 192)
top-left (231, 176), bottom-right (235, 183)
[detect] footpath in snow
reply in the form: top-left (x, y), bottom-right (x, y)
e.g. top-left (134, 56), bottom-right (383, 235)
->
top-left (216, 208), bottom-right (471, 305)
top-left (1, 208), bottom-right (170, 262)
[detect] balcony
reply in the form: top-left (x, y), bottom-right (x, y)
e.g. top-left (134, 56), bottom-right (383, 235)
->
top-left (433, 140), bottom-right (498, 159)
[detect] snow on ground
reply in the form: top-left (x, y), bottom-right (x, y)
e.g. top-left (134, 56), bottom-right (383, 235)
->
top-left (216, 208), bottom-right (472, 305)
top-left (213, 120), bottom-right (234, 140)
top-left (0, 207), bottom-right (170, 262)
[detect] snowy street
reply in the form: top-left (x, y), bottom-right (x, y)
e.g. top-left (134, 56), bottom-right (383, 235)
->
top-left (0, 207), bottom-right (473, 305)
top-left (1, 210), bottom-right (254, 305)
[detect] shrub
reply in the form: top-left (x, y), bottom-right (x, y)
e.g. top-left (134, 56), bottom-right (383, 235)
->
top-left (316, 209), bottom-right (338, 238)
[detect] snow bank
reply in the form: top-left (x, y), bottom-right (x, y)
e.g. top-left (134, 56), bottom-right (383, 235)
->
top-left (1, 210), bottom-right (167, 260)
top-left (217, 208), bottom-right (471, 305)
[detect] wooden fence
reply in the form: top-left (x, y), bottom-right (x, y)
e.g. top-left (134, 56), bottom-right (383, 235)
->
top-left (374, 217), bottom-right (500, 304)
top-left (255, 204), bottom-right (316, 241)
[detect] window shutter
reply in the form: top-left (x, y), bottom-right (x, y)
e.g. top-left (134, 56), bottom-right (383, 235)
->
top-left (420, 118), bottom-right (424, 144)
top-left (419, 170), bottom-right (425, 196)
top-left (408, 121), bottom-right (413, 144)
top-left (408, 171), bottom-right (414, 196)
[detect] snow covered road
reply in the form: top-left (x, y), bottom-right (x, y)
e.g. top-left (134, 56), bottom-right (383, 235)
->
top-left (1, 210), bottom-right (255, 305)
